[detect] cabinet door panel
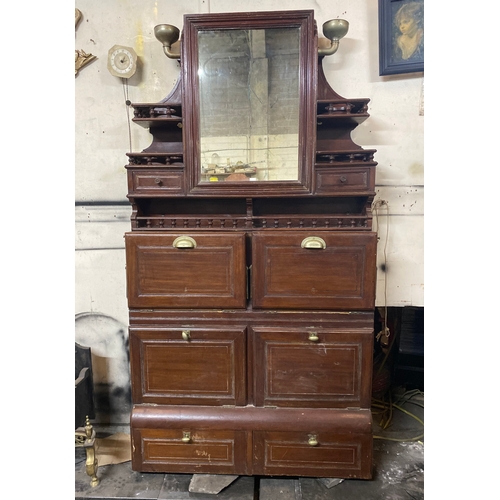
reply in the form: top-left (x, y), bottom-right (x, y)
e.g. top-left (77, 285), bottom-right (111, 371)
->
top-left (133, 428), bottom-right (248, 475)
top-left (253, 430), bottom-right (372, 478)
top-left (126, 232), bottom-right (246, 308)
top-left (252, 231), bottom-right (377, 310)
top-left (253, 327), bottom-right (373, 408)
top-left (130, 327), bottom-right (246, 405)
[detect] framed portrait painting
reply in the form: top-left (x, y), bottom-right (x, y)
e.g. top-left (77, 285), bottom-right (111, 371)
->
top-left (379, 0), bottom-right (424, 76)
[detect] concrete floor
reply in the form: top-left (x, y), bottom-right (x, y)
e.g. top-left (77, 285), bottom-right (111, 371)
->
top-left (75, 392), bottom-right (424, 500)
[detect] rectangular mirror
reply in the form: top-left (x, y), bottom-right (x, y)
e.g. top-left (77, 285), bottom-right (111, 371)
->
top-left (198, 27), bottom-right (301, 183)
top-left (183, 11), bottom-right (317, 195)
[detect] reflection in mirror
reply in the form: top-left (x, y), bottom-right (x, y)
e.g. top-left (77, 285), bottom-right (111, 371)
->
top-left (198, 28), bottom-right (300, 183)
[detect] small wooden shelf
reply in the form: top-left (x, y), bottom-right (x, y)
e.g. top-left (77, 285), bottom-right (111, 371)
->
top-left (315, 150), bottom-right (377, 164)
top-left (131, 103), bottom-right (183, 128)
top-left (127, 153), bottom-right (184, 166)
top-left (316, 98), bottom-right (369, 114)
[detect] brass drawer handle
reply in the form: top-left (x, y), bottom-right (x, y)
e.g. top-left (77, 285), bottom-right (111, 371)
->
top-left (308, 332), bottom-right (319, 342)
top-left (154, 178), bottom-right (163, 185)
top-left (173, 236), bottom-right (197, 249)
top-left (301, 236), bottom-right (326, 249)
top-left (181, 431), bottom-right (191, 443)
top-left (339, 175), bottom-right (347, 183)
top-left (181, 330), bottom-right (191, 341)
top-left (308, 435), bottom-right (319, 447)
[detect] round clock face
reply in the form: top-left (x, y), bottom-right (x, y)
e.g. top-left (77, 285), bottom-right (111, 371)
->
top-left (107, 45), bottom-right (137, 78)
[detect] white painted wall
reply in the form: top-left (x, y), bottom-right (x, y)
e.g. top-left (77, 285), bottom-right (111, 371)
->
top-left (75, 0), bottom-right (424, 422)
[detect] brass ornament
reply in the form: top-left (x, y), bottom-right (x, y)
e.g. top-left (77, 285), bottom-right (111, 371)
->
top-left (75, 9), bottom-right (97, 76)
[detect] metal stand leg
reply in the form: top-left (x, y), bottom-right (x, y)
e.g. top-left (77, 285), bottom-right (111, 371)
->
top-left (75, 416), bottom-right (99, 487)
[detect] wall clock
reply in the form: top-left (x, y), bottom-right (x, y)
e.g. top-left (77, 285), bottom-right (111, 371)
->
top-left (107, 45), bottom-right (137, 78)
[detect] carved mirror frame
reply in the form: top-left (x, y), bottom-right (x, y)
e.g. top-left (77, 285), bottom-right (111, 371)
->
top-left (182, 10), bottom-right (317, 196)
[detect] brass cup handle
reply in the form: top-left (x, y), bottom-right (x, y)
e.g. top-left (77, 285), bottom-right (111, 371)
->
top-left (308, 332), bottom-right (319, 342)
top-left (181, 330), bottom-right (191, 341)
top-left (308, 435), bottom-right (319, 446)
top-left (181, 431), bottom-right (191, 443)
top-left (173, 236), bottom-right (197, 249)
top-left (301, 236), bottom-right (326, 249)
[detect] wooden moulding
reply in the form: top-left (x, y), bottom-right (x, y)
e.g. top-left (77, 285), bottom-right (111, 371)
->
top-left (131, 405), bottom-right (372, 432)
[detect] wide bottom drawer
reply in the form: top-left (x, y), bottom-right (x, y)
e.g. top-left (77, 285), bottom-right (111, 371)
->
top-left (131, 405), bottom-right (372, 478)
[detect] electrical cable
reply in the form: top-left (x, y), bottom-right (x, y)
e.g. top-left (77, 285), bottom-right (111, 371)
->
top-left (372, 391), bottom-right (424, 442)
top-left (371, 202), bottom-right (424, 442)
top-left (372, 199), bottom-right (391, 375)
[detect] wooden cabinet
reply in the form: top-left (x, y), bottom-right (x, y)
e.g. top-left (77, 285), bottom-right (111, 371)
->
top-left (125, 10), bottom-right (377, 480)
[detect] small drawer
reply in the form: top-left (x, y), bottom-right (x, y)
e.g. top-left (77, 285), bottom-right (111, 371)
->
top-left (130, 326), bottom-right (247, 406)
top-left (125, 232), bottom-right (247, 308)
top-left (252, 327), bottom-right (373, 408)
top-left (315, 166), bottom-right (375, 194)
top-left (128, 168), bottom-right (184, 195)
top-left (252, 231), bottom-right (377, 310)
top-left (132, 427), bottom-right (248, 474)
top-left (253, 430), bottom-right (372, 478)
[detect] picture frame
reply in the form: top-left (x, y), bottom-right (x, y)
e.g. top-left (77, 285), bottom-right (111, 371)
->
top-left (378, 0), bottom-right (424, 76)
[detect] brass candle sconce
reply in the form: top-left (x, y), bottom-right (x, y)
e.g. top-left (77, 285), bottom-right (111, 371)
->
top-left (154, 24), bottom-right (181, 59)
top-left (318, 19), bottom-right (349, 56)
top-left (153, 17), bottom-right (349, 59)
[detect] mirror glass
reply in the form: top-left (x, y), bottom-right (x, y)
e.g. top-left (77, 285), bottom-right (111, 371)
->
top-left (198, 27), bottom-right (300, 183)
